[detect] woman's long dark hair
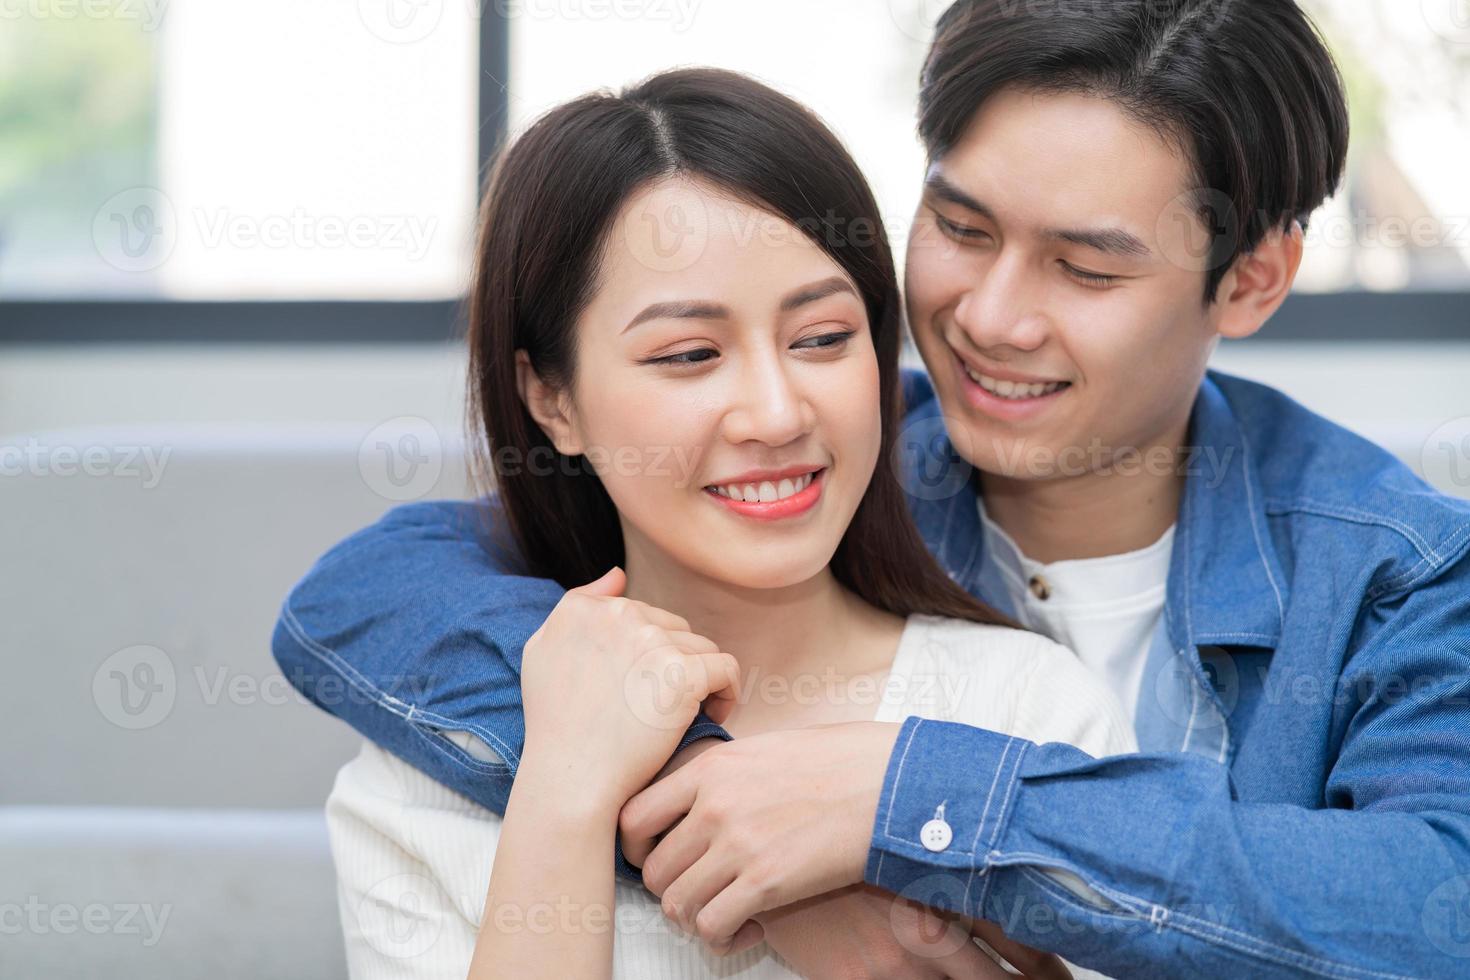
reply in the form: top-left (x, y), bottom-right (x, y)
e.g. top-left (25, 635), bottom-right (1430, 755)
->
top-left (466, 67), bottom-right (1010, 628)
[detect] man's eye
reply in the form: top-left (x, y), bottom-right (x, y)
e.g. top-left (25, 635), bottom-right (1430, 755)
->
top-left (648, 348), bottom-right (718, 366)
top-left (936, 214), bottom-right (991, 241)
top-left (1061, 262), bottom-right (1120, 288)
top-left (793, 331), bottom-right (854, 351)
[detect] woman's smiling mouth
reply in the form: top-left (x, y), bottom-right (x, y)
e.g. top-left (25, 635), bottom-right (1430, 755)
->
top-left (704, 467), bottom-right (826, 520)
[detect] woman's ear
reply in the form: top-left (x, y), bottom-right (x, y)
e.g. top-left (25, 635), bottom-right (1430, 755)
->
top-left (1214, 220), bottom-right (1305, 341)
top-left (515, 350), bottom-right (583, 456)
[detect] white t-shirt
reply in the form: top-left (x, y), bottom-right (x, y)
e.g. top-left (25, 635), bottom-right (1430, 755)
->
top-left (978, 499), bottom-right (1175, 722)
top-left (326, 614), bottom-right (1137, 980)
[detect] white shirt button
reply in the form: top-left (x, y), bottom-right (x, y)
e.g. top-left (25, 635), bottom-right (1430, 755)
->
top-left (920, 818), bottom-right (953, 852)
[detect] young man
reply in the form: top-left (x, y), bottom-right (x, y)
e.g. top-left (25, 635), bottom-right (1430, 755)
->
top-left (276, 1), bottom-right (1470, 976)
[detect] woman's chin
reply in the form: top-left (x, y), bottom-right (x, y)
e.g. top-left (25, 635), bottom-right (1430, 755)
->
top-left (697, 551), bottom-right (836, 593)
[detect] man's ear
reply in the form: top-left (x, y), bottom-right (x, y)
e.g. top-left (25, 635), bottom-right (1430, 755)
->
top-left (515, 350), bottom-right (583, 456)
top-left (1214, 221), bottom-right (1305, 341)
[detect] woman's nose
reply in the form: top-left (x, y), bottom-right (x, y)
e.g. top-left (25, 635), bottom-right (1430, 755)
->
top-left (720, 354), bottom-right (815, 447)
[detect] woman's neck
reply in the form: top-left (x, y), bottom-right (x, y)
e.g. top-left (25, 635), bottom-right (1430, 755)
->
top-left (619, 542), bottom-right (901, 695)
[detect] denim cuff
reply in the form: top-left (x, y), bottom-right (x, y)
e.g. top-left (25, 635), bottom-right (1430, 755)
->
top-left (676, 713), bottom-right (733, 755)
top-left (864, 717), bottom-right (1028, 918)
top-left (615, 713), bottom-right (733, 884)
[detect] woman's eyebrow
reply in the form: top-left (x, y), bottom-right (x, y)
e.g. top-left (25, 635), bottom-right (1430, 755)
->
top-left (779, 276), bottom-right (857, 311)
top-left (623, 276), bottom-right (856, 334)
top-left (623, 300), bottom-right (731, 334)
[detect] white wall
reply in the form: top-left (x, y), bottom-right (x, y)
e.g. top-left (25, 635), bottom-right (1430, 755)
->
top-left (4, 341), bottom-right (1468, 496)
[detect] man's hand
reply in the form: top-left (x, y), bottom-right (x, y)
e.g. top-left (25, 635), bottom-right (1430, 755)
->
top-left (619, 721), bottom-right (902, 945)
top-left (752, 884), bottom-right (1022, 979)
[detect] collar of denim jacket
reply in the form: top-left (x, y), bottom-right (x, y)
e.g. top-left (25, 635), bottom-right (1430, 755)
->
top-left (1163, 372), bottom-right (1290, 653)
top-left (899, 365), bottom-right (1290, 649)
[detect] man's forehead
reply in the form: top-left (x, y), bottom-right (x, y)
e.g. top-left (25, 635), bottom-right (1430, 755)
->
top-left (941, 89), bottom-right (1193, 207)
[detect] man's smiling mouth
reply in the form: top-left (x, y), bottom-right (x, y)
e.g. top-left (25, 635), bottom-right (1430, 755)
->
top-left (952, 351), bottom-right (1072, 402)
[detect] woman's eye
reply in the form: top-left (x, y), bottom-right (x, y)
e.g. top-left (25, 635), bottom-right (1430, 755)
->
top-left (1061, 262), bottom-right (1120, 289)
top-left (793, 331), bottom-right (855, 351)
top-left (648, 348), bottom-right (718, 366)
top-left (936, 214), bottom-right (991, 242)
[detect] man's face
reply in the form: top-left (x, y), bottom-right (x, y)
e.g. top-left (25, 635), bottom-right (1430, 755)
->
top-left (905, 87), bottom-right (1229, 484)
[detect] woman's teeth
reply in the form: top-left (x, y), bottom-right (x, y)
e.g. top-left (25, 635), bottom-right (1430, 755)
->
top-left (710, 471), bottom-right (815, 502)
top-left (963, 364), bottom-right (1068, 400)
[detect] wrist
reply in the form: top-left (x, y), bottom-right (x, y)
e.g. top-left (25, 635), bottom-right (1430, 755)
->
top-left (513, 750), bottom-right (627, 822)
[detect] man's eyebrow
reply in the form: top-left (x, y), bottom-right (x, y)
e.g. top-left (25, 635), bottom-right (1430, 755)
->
top-left (924, 172), bottom-right (998, 223)
top-left (927, 170), bottom-right (1152, 259)
top-left (779, 276), bottom-right (858, 312)
top-left (1043, 226), bottom-right (1152, 258)
top-left (623, 300), bottom-right (731, 334)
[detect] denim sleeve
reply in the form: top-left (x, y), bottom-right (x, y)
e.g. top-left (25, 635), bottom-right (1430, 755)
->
top-left (867, 565), bottom-right (1470, 979)
top-left (272, 498), bottom-right (730, 882)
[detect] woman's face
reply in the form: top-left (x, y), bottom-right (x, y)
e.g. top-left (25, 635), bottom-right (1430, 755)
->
top-left (526, 176), bottom-right (882, 591)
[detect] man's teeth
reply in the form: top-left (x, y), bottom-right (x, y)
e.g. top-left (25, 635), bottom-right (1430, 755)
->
top-left (710, 471), bottom-right (816, 502)
top-left (963, 365), bottom-right (1067, 400)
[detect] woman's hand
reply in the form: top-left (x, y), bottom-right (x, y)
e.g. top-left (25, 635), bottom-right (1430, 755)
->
top-left (519, 566), bottom-right (741, 810)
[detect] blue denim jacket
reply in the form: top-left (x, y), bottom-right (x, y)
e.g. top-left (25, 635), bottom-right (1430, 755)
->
top-left (275, 369), bottom-right (1470, 979)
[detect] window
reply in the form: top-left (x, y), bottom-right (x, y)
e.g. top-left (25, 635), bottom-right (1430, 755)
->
top-left (3, 0), bottom-right (1465, 340)
top-left (2, 0), bottom-right (478, 301)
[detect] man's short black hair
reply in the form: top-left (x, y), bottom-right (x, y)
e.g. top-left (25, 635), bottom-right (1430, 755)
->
top-left (919, 0), bottom-right (1350, 302)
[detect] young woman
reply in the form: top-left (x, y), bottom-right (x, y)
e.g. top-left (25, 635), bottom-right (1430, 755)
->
top-left (325, 67), bottom-right (1135, 979)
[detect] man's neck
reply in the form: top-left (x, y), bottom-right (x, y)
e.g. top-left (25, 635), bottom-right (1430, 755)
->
top-left (980, 443), bottom-right (1185, 564)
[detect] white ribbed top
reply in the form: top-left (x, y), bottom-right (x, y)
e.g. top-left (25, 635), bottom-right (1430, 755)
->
top-left (326, 614), bottom-right (1137, 979)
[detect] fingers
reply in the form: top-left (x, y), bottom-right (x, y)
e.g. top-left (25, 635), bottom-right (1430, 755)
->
top-left (663, 851), bottom-right (737, 937)
top-left (688, 869), bottom-right (766, 946)
top-left (639, 811), bottom-right (708, 896)
top-left (662, 630), bottom-right (720, 656)
top-left (690, 652), bottom-right (741, 715)
top-left (620, 765), bottom-right (701, 864)
top-left (570, 565), bottom-right (625, 596)
top-left (707, 918), bottom-right (764, 958)
top-left (630, 602), bottom-right (692, 634)
top-left (936, 936), bottom-right (1017, 979)
top-left (702, 691), bottom-right (736, 726)
top-left (971, 921), bottom-right (1072, 980)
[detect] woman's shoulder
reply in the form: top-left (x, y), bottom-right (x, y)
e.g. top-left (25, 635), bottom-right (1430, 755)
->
top-left (897, 615), bottom-right (1138, 757)
top-left (902, 613), bottom-right (1073, 664)
top-left (328, 740), bottom-right (495, 828)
